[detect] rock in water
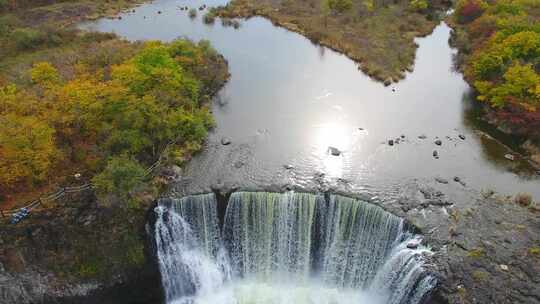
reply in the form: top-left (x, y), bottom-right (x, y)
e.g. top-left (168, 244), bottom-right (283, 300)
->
top-left (418, 134), bottom-right (427, 139)
top-left (433, 150), bottom-right (439, 159)
top-left (459, 134), bottom-right (466, 140)
top-left (406, 240), bottom-right (421, 249)
top-left (388, 139), bottom-right (394, 146)
top-left (454, 176), bottom-right (466, 186)
top-left (328, 146), bottom-right (341, 156)
top-left (221, 137), bottom-right (231, 145)
top-left (435, 139), bottom-right (442, 146)
top-left (435, 177), bottom-right (448, 184)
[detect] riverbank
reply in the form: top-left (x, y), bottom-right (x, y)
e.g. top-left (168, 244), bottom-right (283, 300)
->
top-left (0, 0), bottom-right (146, 24)
top-left (0, 0), bottom-right (230, 208)
top-left (0, 1), bottom-right (230, 301)
top-left (215, 0), bottom-right (450, 83)
top-left (447, 0), bottom-right (540, 166)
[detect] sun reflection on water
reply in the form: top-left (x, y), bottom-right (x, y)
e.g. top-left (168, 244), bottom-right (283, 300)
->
top-left (312, 123), bottom-right (362, 178)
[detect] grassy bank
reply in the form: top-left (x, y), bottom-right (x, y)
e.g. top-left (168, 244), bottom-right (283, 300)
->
top-left (0, 0), bottom-right (230, 208)
top-left (216, 0), bottom-right (450, 83)
top-left (448, 0), bottom-right (539, 161)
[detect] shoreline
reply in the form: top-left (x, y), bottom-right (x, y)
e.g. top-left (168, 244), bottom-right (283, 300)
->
top-left (215, 0), bottom-right (448, 84)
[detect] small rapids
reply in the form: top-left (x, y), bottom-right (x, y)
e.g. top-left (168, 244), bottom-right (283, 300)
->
top-left (153, 192), bottom-right (436, 304)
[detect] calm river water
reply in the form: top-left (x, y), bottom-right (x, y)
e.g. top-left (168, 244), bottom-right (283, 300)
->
top-left (83, 0), bottom-right (540, 200)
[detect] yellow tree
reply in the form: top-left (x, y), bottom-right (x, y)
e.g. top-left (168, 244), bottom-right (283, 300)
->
top-left (0, 113), bottom-right (58, 189)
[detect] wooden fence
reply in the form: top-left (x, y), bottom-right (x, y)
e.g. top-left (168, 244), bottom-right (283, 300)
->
top-left (0, 145), bottom-right (170, 219)
top-left (0, 183), bottom-right (94, 218)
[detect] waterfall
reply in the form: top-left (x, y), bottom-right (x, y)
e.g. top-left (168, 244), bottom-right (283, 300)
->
top-left (154, 192), bottom-right (436, 304)
top-left (223, 192), bottom-right (319, 282)
top-left (154, 194), bottom-right (231, 304)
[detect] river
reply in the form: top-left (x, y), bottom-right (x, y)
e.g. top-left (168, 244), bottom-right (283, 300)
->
top-left (82, 0), bottom-right (540, 201)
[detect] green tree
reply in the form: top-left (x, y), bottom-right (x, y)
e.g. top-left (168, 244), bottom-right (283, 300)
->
top-left (476, 63), bottom-right (539, 109)
top-left (92, 156), bottom-right (146, 202)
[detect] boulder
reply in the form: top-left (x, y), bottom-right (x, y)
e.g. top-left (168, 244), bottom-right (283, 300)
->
top-left (221, 137), bottom-right (231, 145)
top-left (406, 240), bottom-right (421, 249)
top-left (435, 177), bottom-right (449, 184)
top-left (328, 146), bottom-right (341, 156)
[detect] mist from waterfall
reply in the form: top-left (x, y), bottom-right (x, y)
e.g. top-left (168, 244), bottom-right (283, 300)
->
top-left (154, 192), bottom-right (436, 304)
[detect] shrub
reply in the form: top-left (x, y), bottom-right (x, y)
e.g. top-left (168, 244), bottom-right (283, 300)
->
top-left (10, 27), bottom-right (45, 50)
top-left (0, 14), bottom-right (20, 36)
top-left (188, 8), bottom-right (197, 18)
top-left (468, 14), bottom-right (497, 39)
top-left (326, 0), bottom-right (353, 14)
top-left (92, 156), bottom-right (146, 202)
top-left (31, 62), bottom-right (60, 86)
top-left (455, 0), bottom-right (488, 24)
top-left (203, 12), bottom-right (216, 24)
top-left (410, 0), bottom-right (428, 11)
top-left (529, 247), bottom-right (540, 256)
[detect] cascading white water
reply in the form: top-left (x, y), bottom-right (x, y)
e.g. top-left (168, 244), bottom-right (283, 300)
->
top-left (154, 192), bottom-right (436, 304)
top-left (154, 194), bottom-right (231, 304)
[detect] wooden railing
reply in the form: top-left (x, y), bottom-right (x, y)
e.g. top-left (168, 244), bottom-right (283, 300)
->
top-left (0, 184), bottom-right (93, 218)
top-left (0, 138), bottom-right (177, 220)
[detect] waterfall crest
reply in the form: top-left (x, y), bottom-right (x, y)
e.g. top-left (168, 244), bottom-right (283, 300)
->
top-left (154, 192), bottom-right (436, 304)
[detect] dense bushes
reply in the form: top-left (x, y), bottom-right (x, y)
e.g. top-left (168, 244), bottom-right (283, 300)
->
top-left (0, 39), bottom-right (227, 203)
top-left (92, 156), bottom-right (146, 203)
top-left (453, 0), bottom-right (539, 131)
top-left (325, 0), bottom-right (353, 14)
top-left (409, 0), bottom-right (429, 11)
top-left (0, 15), bottom-right (78, 58)
top-left (455, 0), bottom-right (488, 23)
